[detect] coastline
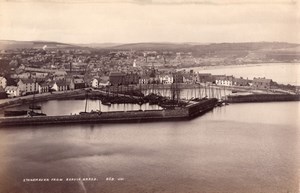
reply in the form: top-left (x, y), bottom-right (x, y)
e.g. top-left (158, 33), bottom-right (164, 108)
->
top-left (180, 62), bottom-right (300, 71)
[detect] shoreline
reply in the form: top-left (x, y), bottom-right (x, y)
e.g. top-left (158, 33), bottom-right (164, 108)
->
top-left (179, 62), bottom-right (300, 71)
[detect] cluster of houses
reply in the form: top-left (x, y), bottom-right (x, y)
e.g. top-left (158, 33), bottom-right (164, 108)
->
top-left (0, 75), bottom-right (86, 98)
top-left (91, 71), bottom-right (276, 90)
top-left (0, 69), bottom-right (277, 98)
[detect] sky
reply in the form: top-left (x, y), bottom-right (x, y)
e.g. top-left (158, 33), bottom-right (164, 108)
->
top-left (0, 0), bottom-right (299, 44)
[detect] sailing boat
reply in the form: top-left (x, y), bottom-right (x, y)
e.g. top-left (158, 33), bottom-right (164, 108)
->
top-left (79, 91), bottom-right (102, 116)
top-left (29, 91), bottom-right (41, 110)
top-left (102, 87), bottom-right (111, 106)
top-left (159, 82), bottom-right (181, 109)
top-left (28, 86), bottom-right (46, 117)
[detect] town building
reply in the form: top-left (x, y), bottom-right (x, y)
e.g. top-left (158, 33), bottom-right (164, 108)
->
top-left (173, 73), bottom-right (184, 83)
top-left (31, 72), bottom-right (48, 79)
top-left (53, 70), bottom-right (68, 81)
top-left (17, 79), bottom-right (39, 94)
top-left (214, 75), bottom-right (234, 86)
top-left (109, 72), bottom-right (126, 86)
top-left (109, 72), bottom-right (139, 86)
top-left (124, 73), bottom-right (140, 85)
top-left (69, 78), bottom-right (86, 90)
top-left (51, 81), bottom-right (69, 91)
top-left (139, 75), bottom-right (150, 85)
top-left (17, 72), bottom-right (31, 79)
top-left (92, 78), bottom-right (100, 88)
top-left (92, 76), bottom-right (110, 88)
top-left (38, 82), bottom-right (49, 93)
top-left (98, 76), bottom-right (110, 87)
top-left (5, 86), bottom-right (21, 97)
top-left (252, 77), bottom-right (275, 90)
top-left (159, 74), bottom-right (173, 84)
top-left (182, 74), bottom-right (194, 84)
top-left (197, 73), bottom-right (213, 83)
top-left (233, 77), bottom-right (250, 86)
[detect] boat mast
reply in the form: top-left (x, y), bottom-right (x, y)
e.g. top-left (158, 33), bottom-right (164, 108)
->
top-left (99, 99), bottom-right (101, 112)
top-left (84, 91), bottom-right (88, 113)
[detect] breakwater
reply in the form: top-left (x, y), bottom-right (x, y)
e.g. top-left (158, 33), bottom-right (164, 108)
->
top-left (226, 94), bottom-right (300, 103)
top-left (0, 98), bottom-right (218, 127)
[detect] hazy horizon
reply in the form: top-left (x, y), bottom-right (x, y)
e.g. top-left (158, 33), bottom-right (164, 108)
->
top-left (0, 0), bottom-right (299, 44)
top-left (2, 39), bottom-right (300, 45)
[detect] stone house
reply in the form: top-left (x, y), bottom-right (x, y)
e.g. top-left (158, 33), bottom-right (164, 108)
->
top-left (233, 77), bottom-right (251, 86)
top-left (17, 79), bottom-right (39, 94)
top-left (252, 77), bottom-right (275, 90)
top-left (69, 78), bottom-right (86, 90)
top-left (38, 82), bottom-right (49, 93)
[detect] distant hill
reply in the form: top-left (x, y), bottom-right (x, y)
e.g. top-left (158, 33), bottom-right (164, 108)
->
top-left (108, 42), bottom-right (199, 51)
top-left (2, 40), bottom-right (299, 52)
top-left (103, 42), bottom-right (300, 59)
top-left (107, 42), bottom-right (299, 51)
top-left (1, 40), bottom-right (299, 60)
top-left (77, 43), bottom-right (123, 48)
top-left (0, 40), bottom-right (78, 50)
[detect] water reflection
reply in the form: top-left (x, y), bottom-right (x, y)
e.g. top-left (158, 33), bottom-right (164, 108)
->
top-left (38, 100), bottom-right (162, 116)
top-left (0, 101), bottom-right (298, 193)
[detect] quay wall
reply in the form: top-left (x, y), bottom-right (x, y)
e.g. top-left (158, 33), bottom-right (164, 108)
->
top-left (0, 99), bottom-right (218, 127)
top-left (188, 98), bottom-right (218, 117)
top-left (0, 90), bottom-right (86, 109)
top-left (0, 110), bottom-right (188, 127)
top-left (226, 94), bottom-right (300, 103)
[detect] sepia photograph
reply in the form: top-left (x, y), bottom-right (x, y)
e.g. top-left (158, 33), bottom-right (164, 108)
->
top-left (0, 0), bottom-right (299, 193)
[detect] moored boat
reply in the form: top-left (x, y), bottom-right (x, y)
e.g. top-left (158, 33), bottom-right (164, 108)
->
top-left (4, 110), bottom-right (28, 117)
top-left (28, 111), bottom-right (46, 117)
top-left (79, 111), bottom-right (102, 116)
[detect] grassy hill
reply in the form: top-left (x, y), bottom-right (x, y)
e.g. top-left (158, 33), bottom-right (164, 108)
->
top-left (102, 42), bottom-right (299, 58)
top-left (1, 40), bottom-right (299, 61)
top-left (107, 42), bottom-right (299, 51)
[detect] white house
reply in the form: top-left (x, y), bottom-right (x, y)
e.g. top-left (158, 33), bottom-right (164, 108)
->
top-left (0, 76), bottom-right (7, 88)
top-left (92, 78), bottom-right (100, 88)
top-left (159, 74), bottom-right (173, 84)
top-left (51, 81), bottom-right (68, 91)
top-left (92, 76), bottom-right (110, 88)
top-left (5, 86), bottom-right (21, 97)
top-left (139, 75), bottom-right (150, 85)
top-left (215, 76), bottom-right (234, 86)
